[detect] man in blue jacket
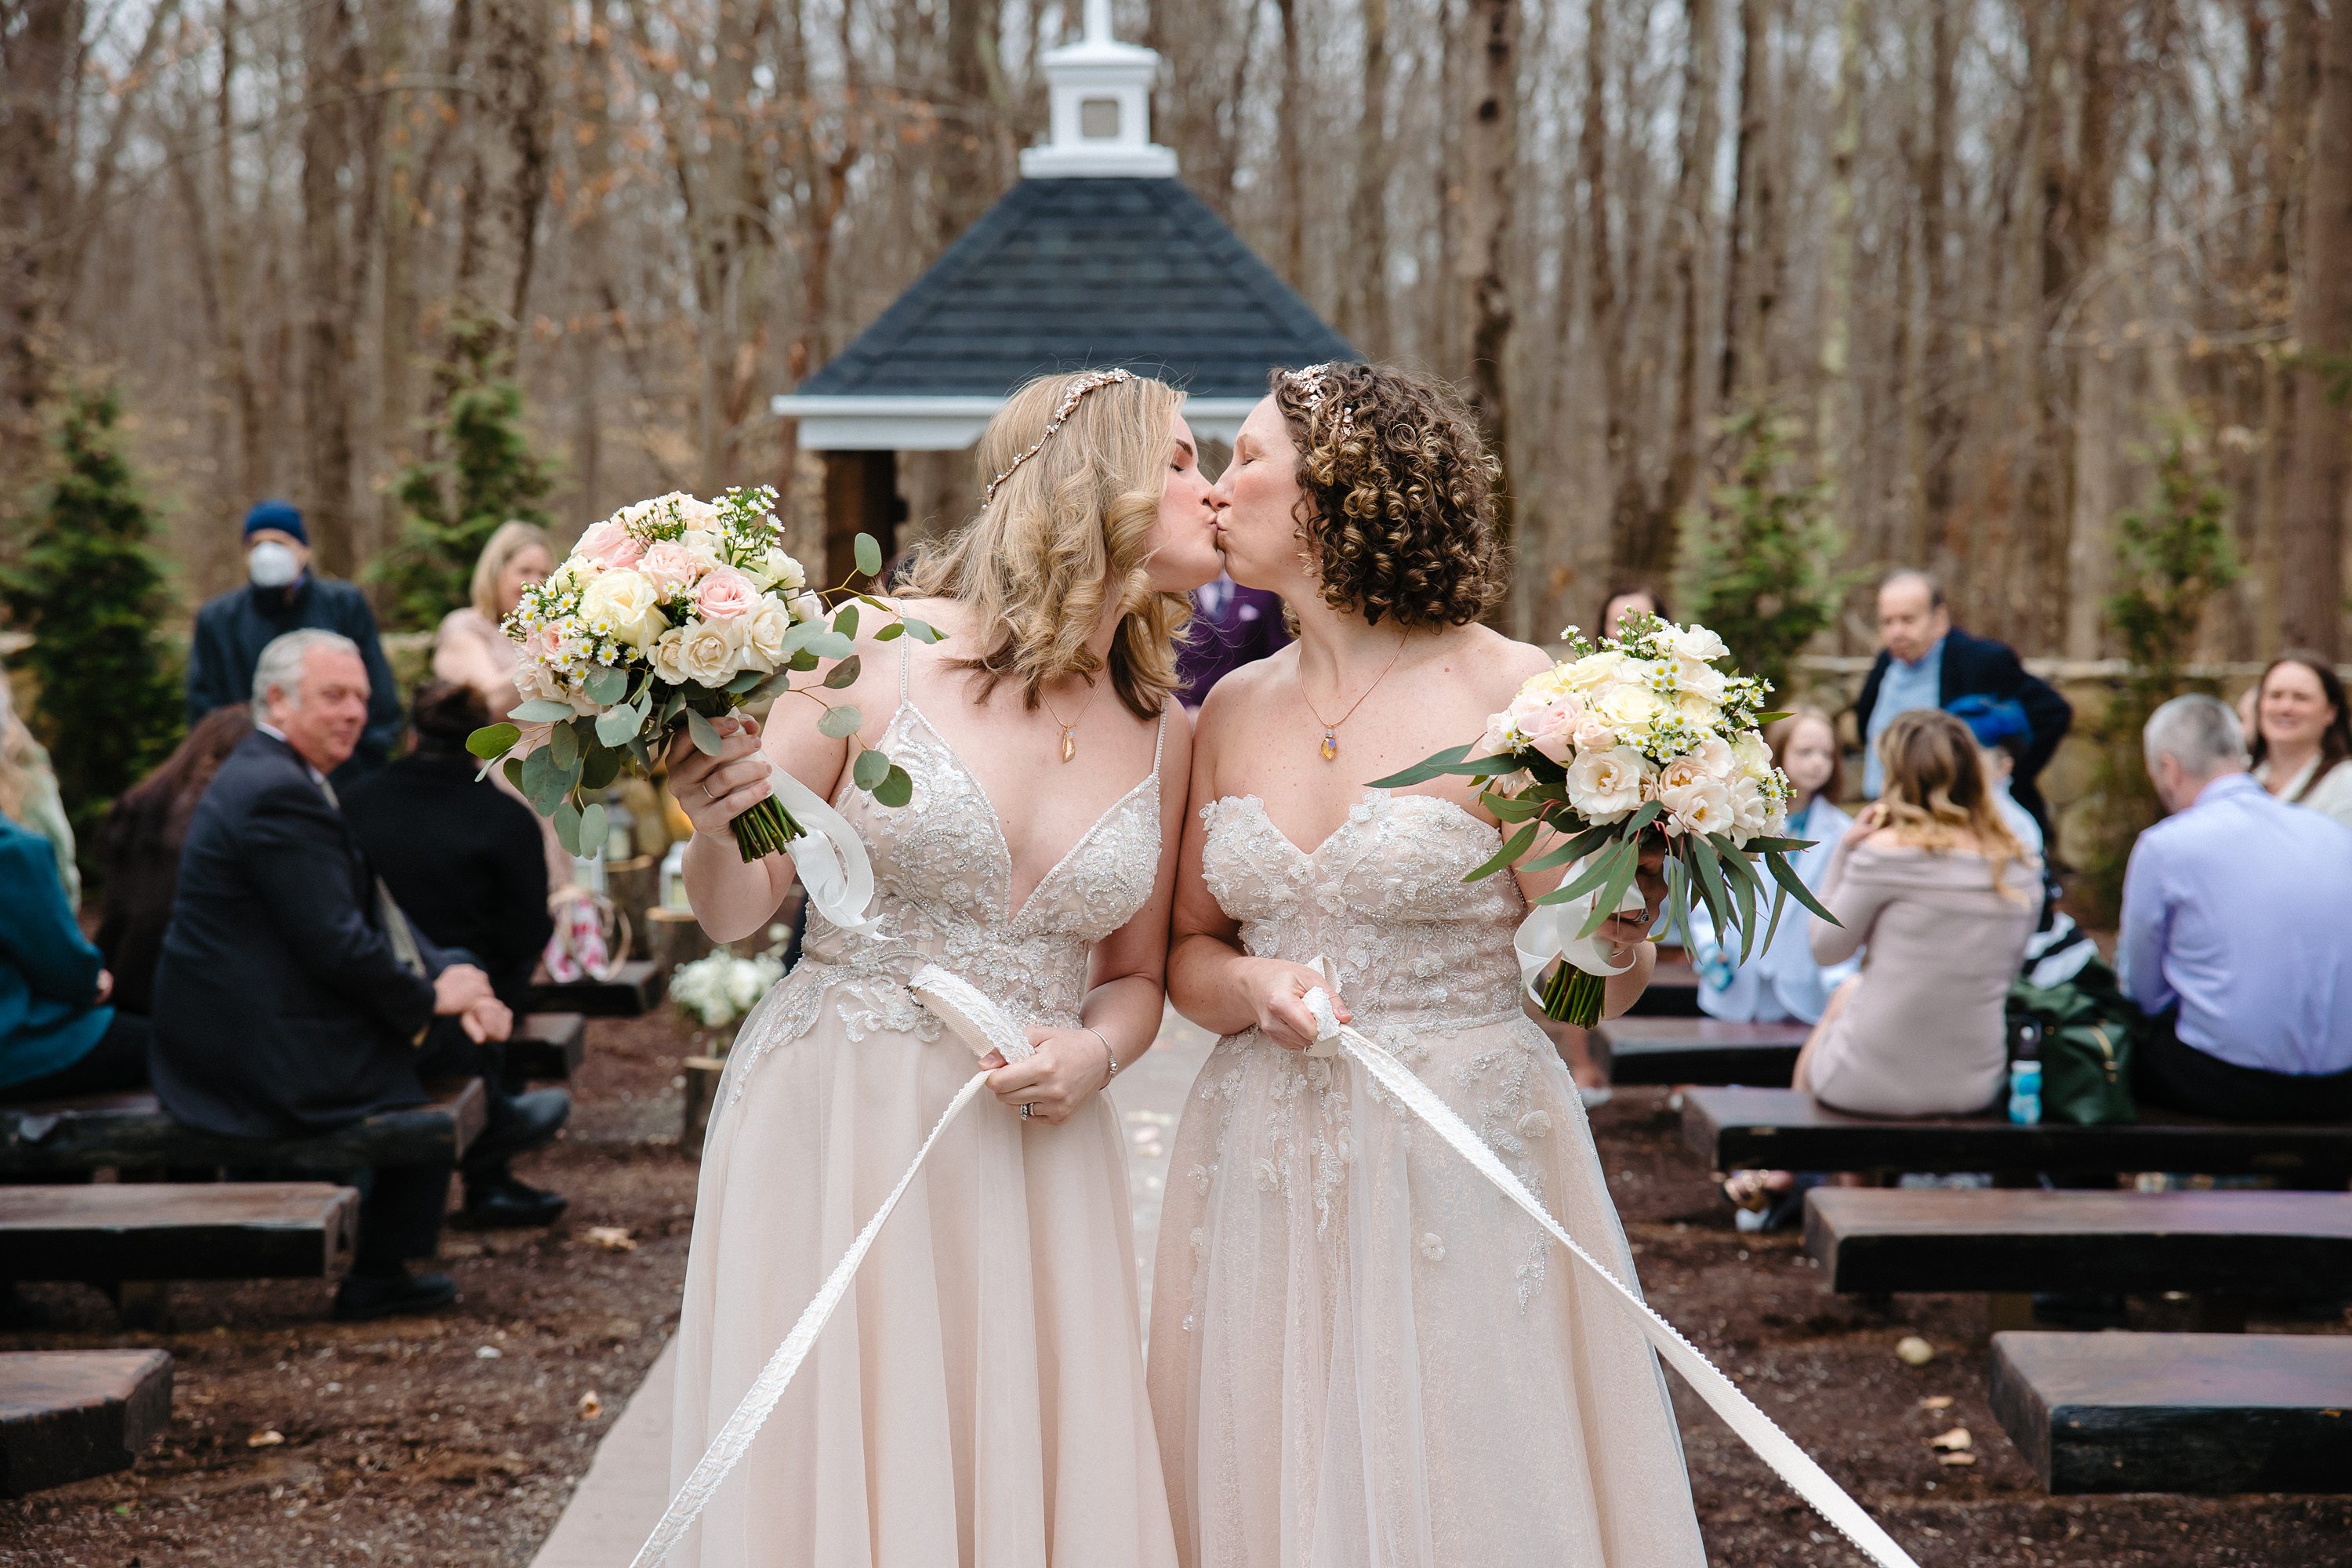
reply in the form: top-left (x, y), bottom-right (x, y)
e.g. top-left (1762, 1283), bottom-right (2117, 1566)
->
top-left (185, 501), bottom-right (402, 780)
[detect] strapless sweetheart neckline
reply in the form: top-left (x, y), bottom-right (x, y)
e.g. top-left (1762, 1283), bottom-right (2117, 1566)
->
top-left (1216, 788), bottom-right (1502, 864)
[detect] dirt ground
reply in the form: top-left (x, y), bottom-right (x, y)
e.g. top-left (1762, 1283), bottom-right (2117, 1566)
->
top-left (5, 1014), bottom-right (2349, 1567)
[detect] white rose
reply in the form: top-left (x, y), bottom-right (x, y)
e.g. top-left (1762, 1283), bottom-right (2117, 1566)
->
top-left (1657, 753), bottom-right (1708, 794)
top-left (1728, 775), bottom-right (1775, 843)
top-left (1676, 658), bottom-right (1727, 703)
top-left (678, 622), bottom-right (738, 688)
top-left (743, 603), bottom-right (791, 670)
top-left (1668, 623), bottom-right (1730, 662)
top-left (1559, 651), bottom-right (1625, 692)
top-left (1594, 682), bottom-right (1666, 731)
top-left (1661, 776), bottom-right (1734, 839)
top-left (766, 550), bottom-right (806, 592)
top-left (1564, 746), bottom-right (1650, 823)
top-left (650, 628), bottom-right (691, 685)
top-left (790, 591), bottom-right (825, 624)
top-left (1693, 735), bottom-right (1736, 779)
top-left (579, 568), bottom-right (661, 641)
top-left (1732, 732), bottom-right (1774, 780)
top-left (1476, 713), bottom-right (1519, 760)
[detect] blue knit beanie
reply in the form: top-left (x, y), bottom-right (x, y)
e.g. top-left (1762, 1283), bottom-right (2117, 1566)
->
top-left (243, 499), bottom-right (307, 545)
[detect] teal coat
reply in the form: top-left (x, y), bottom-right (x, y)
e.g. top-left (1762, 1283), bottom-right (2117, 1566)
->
top-left (0, 814), bottom-right (111, 1089)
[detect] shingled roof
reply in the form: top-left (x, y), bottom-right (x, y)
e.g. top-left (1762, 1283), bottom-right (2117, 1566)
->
top-left (796, 177), bottom-right (1352, 405)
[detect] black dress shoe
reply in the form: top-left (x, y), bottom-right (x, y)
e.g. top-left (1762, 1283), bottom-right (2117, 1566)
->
top-left (459, 1174), bottom-right (569, 1230)
top-left (333, 1268), bottom-right (459, 1322)
top-left (467, 1087), bottom-right (572, 1164)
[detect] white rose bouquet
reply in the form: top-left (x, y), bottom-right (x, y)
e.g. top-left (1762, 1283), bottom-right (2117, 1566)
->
top-left (466, 485), bottom-right (935, 867)
top-left (670, 945), bottom-right (788, 1033)
top-left (1371, 612), bottom-right (1836, 1025)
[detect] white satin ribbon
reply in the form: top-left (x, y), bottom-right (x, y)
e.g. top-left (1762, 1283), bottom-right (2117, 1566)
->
top-left (630, 966), bottom-right (1030, 1568)
top-left (766, 760), bottom-right (877, 932)
top-left (1301, 986), bottom-right (1920, 1568)
top-left (1512, 865), bottom-right (1642, 1008)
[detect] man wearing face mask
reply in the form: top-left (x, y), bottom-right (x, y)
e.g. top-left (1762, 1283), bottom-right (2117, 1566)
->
top-left (186, 500), bottom-right (403, 781)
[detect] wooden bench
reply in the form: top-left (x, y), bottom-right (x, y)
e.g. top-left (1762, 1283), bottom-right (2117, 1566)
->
top-left (1624, 956), bottom-right (1701, 1018)
top-left (1803, 1187), bottom-right (2352, 1330)
top-left (0, 1350), bottom-right (172, 1497)
top-left (508, 1012), bottom-right (587, 1083)
top-left (1991, 1331), bottom-right (2352, 1494)
top-left (1591, 1018), bottom-right (1807, 1085)
top-left (532, 956), bottom-right (664, 1018)
top-left (0, 1182), bottom-right (359, 1283)
top-left (1682, 1087), bottom-right (2352, 1182)
top-left (0, 1080), bottom-right (486, 1178)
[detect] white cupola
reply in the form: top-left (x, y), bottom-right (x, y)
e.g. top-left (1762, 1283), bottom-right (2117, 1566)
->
top-left (1018, 0), bottom-right (1179, 179)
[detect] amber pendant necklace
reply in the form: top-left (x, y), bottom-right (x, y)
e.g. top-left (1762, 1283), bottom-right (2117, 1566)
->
top-left (1301, 633), bottom-right (1407, 762)
top-left (1040, 677), bottom-right (1102, 763)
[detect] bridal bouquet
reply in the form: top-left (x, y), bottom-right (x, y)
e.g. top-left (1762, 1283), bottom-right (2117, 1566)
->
top-left (466, 486), bottom-right (932, 865)
top-left (1372, 612), bottom-right (1835, 1025)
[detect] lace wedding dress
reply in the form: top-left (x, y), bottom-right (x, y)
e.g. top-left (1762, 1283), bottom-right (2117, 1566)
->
top-left (1146, 790), bottom-right (1707, 1567)
top-left (668, 647), bottom-right (1179, 1567)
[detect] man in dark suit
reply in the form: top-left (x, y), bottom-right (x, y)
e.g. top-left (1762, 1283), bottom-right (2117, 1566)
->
top-left (153, 630), bottom-right (557, 1319)
top-left (1176, 572), bottom-right (1289, 708)
top-left (1853, 571), bottom-right (2073, 839)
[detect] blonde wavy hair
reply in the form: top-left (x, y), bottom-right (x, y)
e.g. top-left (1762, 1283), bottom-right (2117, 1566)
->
top-left (1875, 709), bottom-right (2034, 898)
top-left (904, 369), bottom-right (1189, 720)
top-left (0, 681), bottom-right (42, 822)
top-left (470, 520), bottom-right (554, 619)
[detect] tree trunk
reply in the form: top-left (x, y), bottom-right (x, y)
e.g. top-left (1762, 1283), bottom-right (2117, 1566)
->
top-left (1653, 0), bottom-right (1719, 564)
top-left (1461, 0), bottom-right (1521, 593)
top-left (1916, 0), bottom-right (1958, 572)
top-left (1276, 0), bottom-right (1305, 287)
top-left (1816, 0), bottom-right (1864, 532)
top-left (1341, 0), bottom-right (1392, 352)
top-left (299, 0), bottom-right (364, 577)
top-left (2281, 0), bottom-right (2352, 658)
top-left (0, 0), bottom-right (76, 505)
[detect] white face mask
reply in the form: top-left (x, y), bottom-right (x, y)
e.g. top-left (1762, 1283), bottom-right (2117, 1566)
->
top-left (248, 540), bottom-right (302, 588)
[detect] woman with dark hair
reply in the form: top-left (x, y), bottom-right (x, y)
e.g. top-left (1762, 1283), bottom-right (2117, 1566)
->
top-left (94, 703), bottom-right (257, 1015)
top-left (2250, 652), bottom-right (2352, 831)
top-left (1149, 363), bottom-right (1703, 1564)
top-left (1597, 580), bottom-right (1669, 640)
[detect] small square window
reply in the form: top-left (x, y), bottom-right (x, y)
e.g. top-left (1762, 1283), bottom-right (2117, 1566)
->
top-left (1080, 97), bottom-right (1121, 139)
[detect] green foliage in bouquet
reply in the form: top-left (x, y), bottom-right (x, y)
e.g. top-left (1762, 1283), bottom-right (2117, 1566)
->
top-left (376, 319), bottom-right (555, 630)
top-left (0, 387), bottom-right (184, 855)
top-left (1671, 409), bottom-right (1845, 702)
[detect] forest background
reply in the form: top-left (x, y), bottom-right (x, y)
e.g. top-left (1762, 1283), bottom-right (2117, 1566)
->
top-left (3, 0), bottom-right (2350, 677)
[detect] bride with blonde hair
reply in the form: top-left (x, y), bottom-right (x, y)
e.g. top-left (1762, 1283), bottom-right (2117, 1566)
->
top-left (660, 366), bottom-right (1220, 1566)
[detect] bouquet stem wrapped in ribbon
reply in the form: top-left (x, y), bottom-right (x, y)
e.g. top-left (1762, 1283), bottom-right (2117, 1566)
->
top-left (1374, 613), bottom-right (1838, 1026)
top-left (466, 488), bottom-right (932, 928)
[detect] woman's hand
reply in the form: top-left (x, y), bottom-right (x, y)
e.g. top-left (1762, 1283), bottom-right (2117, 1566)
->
top-left (1595, 850), bottom-right (1669, 962)
top-left (1242, 959), bottom-right (1352, 1052)
top-left (665, 714), bottom-right (771, 839)
top-left (985, 1027), bottom-right (1116, 1125)
top-left (1846, 800), bottom-right (1889, 844)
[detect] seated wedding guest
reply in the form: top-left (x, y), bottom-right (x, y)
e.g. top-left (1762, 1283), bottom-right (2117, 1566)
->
top-left (2249, 652), bottom-right (2352, 831)
top-left (1795, 709), bottom-right (2041, 1116)
top-left (0, 678), bottom-right (78, 903)
top-left (151, 630), bottom-right (543, 1320)
top-left (1693, 706), bottom-right (1859, 1024)
top-left (345, 682), bottom-right (565, 1228)
top-left (93, 704), bottom-right (256, 1017)
top-left (1175, 569), bottom-right (1287, 708)
top-left (2122, 694), bottom-right (2352, 1121)
top-left (1946, 693), bottom-right (2045, 855)
top-left (1598, 580), bottom-right (1669, 639)
top-left (1, 808), bottom-right (149, 1105)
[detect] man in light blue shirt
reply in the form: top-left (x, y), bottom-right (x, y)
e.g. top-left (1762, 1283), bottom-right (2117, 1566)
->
top-left (2120, 693), bottom-right (2352, 1121)
top-left (1862, 583), bottom-right (1946, 797)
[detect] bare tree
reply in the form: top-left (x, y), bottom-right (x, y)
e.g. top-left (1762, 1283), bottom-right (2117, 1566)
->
top-left (2282, 0), bottom-right (2352, 659)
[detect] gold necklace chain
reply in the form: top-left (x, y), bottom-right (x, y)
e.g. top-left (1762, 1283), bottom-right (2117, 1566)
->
top-left (1040, 676), bottom-right (1102, 763)
top-left (1301, 633), bottom-right (1407, 761)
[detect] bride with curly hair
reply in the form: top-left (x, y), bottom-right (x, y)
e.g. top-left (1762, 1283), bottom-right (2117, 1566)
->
top-left (1147, 361), bottom-right (1706, 1566)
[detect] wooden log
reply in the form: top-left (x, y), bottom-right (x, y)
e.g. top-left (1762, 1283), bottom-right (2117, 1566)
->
top-left (0, 1182), bottom-right (358, 1281)
top-left (604, 854), bottom-right (659, 941)
top-left (1803, 1187), bottom-right (2352, 1296)
top-left (1624, 956), bottom-right (1702, 1018)
top-left (0, 1081), bottom-right (487, 1177)
top-left (1682, 1086), bottom-right (2352, 1181)
top-left (532, 956), bottom-right (665, 1018)
top-left (680, 1056), bottom-right (726, 1154)
top-left (0, 1350), bottom-right (173, 1497)
top-left (643, 906), bottom-right (713, 980)
top-left (1990, 1331), bottom-right (2352, 1494)
top-left (509, 1013), bottom-right (587, 1083)
top-left (1590, 1018), bottom-right (1807, 1086)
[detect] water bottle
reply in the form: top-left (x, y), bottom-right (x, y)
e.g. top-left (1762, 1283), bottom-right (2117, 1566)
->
top-left (2007, 1020), bottom-right (2043, 1126)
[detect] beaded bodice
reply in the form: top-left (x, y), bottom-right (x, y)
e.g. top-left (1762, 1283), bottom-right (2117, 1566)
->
top-left (1200, 790), bottom-right (1528, 1033)
top-left (731, 651), bottom-right (1167, 1091)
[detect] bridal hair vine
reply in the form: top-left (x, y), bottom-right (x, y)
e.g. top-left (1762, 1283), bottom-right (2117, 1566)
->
top-left (983, 368), bottom-right (1136, 504)
top-left (1285, 362), bottom-right (1356, 437)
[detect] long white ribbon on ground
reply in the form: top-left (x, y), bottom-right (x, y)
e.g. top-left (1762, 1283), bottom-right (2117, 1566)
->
top-left (765, 760), bottom-right (877, 932)
top-left (1299, 985), bottom-right (1920, 1568)
top-left (628, 965), bottom-right (1029, 1568)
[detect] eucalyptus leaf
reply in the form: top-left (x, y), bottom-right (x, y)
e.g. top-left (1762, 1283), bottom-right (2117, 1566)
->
top-left (1367, 742), bottom-right (1475, 790)
top-left (874, 621), bottom-right (905, 642)
top-left (816, 703), bottom-right (862, 739)
top-left (509, 699), bottom-right (576, 724)
top-left (782, 620), bottom-right (826, 654)
top-left (831, 603), bottom-right (860, 639)
top-left (687, 709), bottom-right (725, 756)
top-left (549, 719), bottom-right (580, 770)
top-left (580, 746), bottom-right (622, 792)
top-left (900, 618), bottom-right (942, 644)
top-left (852, 747), bottom-right (891, 790)
top-left (873, 764), bottom-right (914, 808)
top-left (725, 669), bottom-right (766, 695)
top-left (1557, 834), bottom-right (1635, 911)
top-left (789, 650), bottom-right (820, 672)
top-left (551, 800), bottom-right (583, 857)
top-left (585, 666), bottom-right (630, 706)
top-left (503, 757), bottom-right (524, 791)
top-left (596, 705), bottom-right (642, 748)
top-left (519, 743), bottom-right (557, 801)
top-left (1766, 849), bottom-right (1841, 924)
top-left (467, 722), bottom-right (521, 760)
top-left (1522, 820), bottom-right (1619, 875)
top-left (1686, 834), bottom-right (1732, 939)
top-left (805, 630), bottom-right (856, 662)
top-left (744, 670), bottom-right (797, 704)
top-left (1580, 842), bottom-right (1643, 940)
top-left (1462, 820), bottom-right (1539, 883)
top-left (823, 655), bottom-right (862, 690)
top-left (578, 802), bottom-right (609, 861)
top-left (853, 532), bottom-right (884, 579)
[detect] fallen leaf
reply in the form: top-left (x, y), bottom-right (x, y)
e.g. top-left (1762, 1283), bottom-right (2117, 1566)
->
top-left (1919, 1395), bottom-right (1955, 1411)
top-left (1895, 1335), bottom-right (1936, 1367)
top-left (246, 1429), bottom-right (285, 1448)
top-left (578, 1391), bottom-right (604, 1420)
top-left (1937, 1451), bottom-right (1978, 1468)
top-left (1929, 1426), bottom-right (1973, 1452)
top-left (585, 1225), bottom-right (637, 1252)
top-left (475, 1345), bottom-right (502, 1359)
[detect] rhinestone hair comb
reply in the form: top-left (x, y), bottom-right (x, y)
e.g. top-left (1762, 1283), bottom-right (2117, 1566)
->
top-left (1285, 362), bottom-right (1356, 435)
top-left (983, 368), bottom-right (1136, 503)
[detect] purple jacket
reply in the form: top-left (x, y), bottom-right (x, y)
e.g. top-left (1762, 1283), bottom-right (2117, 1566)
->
top-left (1177, 579), bottom-right (1289, 707)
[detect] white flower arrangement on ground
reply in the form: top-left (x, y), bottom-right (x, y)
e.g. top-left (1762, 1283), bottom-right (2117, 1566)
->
top-left (670, 943), bottom-right (788, 1033)
top-left (466, 487), bottom-right (936, 863)
top-left (1373, 612), bottom-right (1836, 1025)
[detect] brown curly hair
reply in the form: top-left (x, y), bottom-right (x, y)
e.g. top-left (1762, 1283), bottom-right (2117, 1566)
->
top-left (1269, 361), bottom-right (1508, 628)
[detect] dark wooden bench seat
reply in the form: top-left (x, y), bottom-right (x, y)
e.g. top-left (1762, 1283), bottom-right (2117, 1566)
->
top-left (0, 1182), bottom-right (359, 1283)
top-left (1682, 1087), bottom-right (2352, 1181)
top-left (1624, 956), bottom-right (1701, 1018)
top-left (531, 956), bottom-right (664, 1018)
top-left (508, 1012), bottom-right (587, 1082)
top-left (1591, 1018), bottom-right (1807, 1086)
top-left (0, 1350), bottom-right (173, 1497)
top-left (0, 1080), bottom-right (486, 1177)
top-left (1991, 1331), bottom-right (2352, 1494)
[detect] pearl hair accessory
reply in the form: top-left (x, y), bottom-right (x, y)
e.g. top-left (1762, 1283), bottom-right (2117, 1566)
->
top-left (983, 368), bottom-right (1136, 504)
top-left (1285, 361), bottom-right (1356, 436)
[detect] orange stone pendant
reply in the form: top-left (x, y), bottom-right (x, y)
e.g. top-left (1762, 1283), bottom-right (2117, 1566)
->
top-left (1320, 728), bottom-right (1339, 762)
top-left (1061, 727), bottom-right (1078, 762)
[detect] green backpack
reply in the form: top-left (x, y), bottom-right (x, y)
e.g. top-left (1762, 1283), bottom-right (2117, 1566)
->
top-left (2006, 960), bottom-right (2143, 1126)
